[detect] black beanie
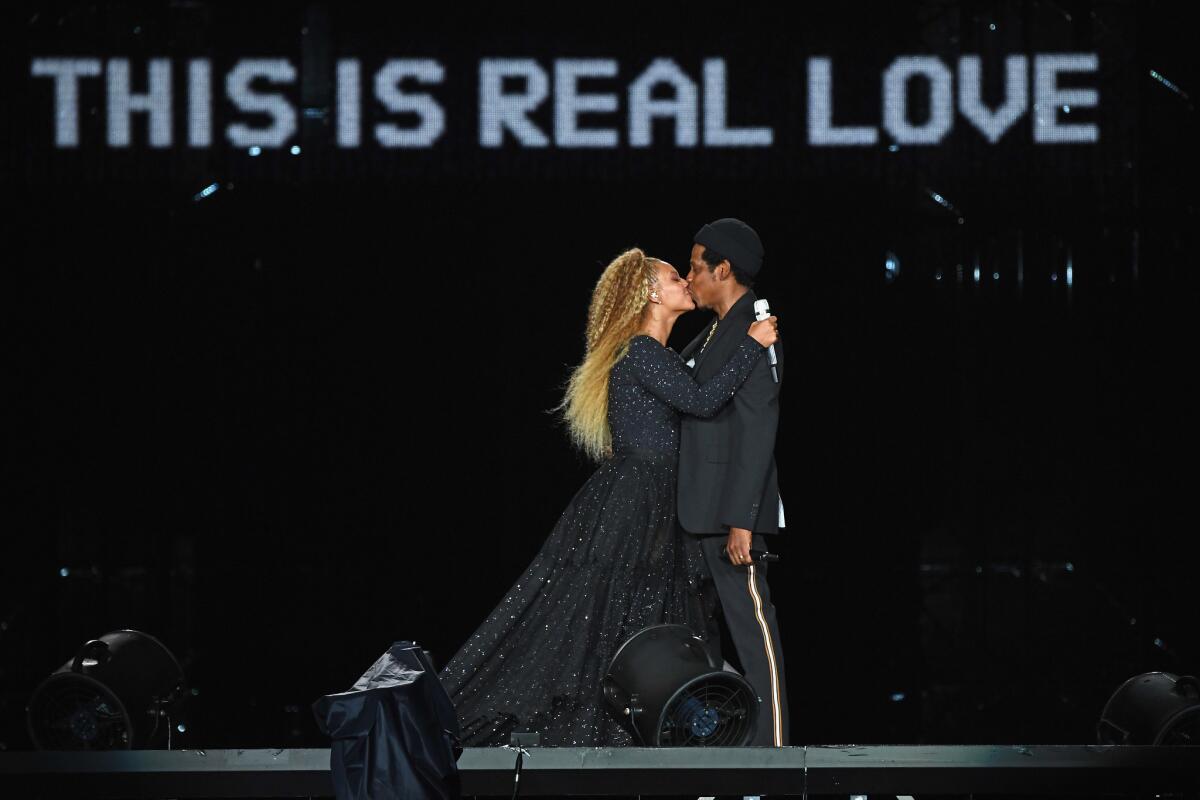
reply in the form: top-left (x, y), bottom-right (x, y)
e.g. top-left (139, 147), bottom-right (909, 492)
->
top-left (693, 217), bottom-right (764, 276)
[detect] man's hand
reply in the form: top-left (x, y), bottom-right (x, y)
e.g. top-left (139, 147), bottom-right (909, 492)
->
top-left (726, 527), bottom-right (753, 565)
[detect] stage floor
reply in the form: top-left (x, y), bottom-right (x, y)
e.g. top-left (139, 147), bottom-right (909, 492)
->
top-left (2, 744), bottom-right (1199, 797)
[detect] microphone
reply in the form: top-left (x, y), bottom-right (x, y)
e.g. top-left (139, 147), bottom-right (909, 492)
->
top-left (718, 549), bottom-right (781, 564)
top-left (752, 298), bottom-right (780, 383)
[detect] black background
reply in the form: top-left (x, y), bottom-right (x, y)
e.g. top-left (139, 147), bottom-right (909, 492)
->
top-left (3, 0), bottom-right (1198, 748)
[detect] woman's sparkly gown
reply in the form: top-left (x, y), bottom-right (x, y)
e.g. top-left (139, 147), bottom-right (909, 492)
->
top-left (437, 333), bottom-right (766, 746)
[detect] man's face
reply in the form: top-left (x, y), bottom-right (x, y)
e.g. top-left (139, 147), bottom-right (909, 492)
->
top-left (685, 243), bottom-right (721, 310)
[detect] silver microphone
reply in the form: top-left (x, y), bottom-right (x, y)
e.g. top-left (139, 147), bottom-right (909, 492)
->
top-left (753, 298), bottom-right (779, 383)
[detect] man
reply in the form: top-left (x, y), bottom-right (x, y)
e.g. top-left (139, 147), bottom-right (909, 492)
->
top-left (679, 217), bottom-right (789, 748)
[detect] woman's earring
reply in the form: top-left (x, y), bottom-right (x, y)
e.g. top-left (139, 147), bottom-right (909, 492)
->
top-left (650, 292), bottom-right (659, 301)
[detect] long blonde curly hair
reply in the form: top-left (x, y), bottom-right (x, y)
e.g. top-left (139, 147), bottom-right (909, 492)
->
top-left (556, 247), bottom-right (663, 462)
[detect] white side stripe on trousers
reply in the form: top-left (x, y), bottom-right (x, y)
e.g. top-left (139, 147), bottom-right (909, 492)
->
top-left (746, 564), bottom-right (782, 746)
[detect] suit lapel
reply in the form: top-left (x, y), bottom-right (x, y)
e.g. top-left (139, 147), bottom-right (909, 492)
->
top-left (679, 315), bottom-right (715, 368)
top-left (694, 290), bottom-right (758, 379)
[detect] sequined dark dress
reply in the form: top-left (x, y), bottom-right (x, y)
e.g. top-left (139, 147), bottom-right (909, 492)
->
top-left (437, 333), bottom-right (766, 746)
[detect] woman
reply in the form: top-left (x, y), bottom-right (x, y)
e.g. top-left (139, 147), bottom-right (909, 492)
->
top-left (437, 247), bottom-right (778, 746)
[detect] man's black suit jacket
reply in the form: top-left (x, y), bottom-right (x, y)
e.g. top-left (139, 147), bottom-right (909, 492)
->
top-left (677, 290), bottom-right (784, 535)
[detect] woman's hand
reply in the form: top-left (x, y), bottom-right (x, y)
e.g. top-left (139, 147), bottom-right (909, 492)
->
top-left (748, 315), bottom-right (779, 348)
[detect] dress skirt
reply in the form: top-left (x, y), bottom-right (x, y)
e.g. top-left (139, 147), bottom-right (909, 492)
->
top-left (437, 447), bottom-right (712, 746)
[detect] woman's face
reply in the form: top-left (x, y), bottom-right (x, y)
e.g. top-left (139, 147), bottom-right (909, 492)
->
top-left (651, 260), bottom-right (696, 313)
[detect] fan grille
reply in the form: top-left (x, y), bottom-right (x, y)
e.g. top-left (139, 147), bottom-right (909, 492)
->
top-left (29, 679), bottom-right (131, 750)
top-left (657, 673), bottom-right (756, 746)
top-left (1159, 708), bottom-right (1200, 745)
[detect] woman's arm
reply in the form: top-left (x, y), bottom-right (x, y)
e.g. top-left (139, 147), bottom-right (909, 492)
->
top-left (626, 334), bottom-right (765, 418)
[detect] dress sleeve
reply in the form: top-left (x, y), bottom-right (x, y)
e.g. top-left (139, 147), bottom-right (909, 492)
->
top-left (625, 334), bottom-right (765, 418)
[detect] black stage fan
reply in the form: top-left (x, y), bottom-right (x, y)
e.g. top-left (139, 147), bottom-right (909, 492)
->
top-left (26, 630), bottom-right (187, 750)
top-left (602, 624), bottom-right (757, 746)
top-left (1097, 671), bottom-right (1200, 745)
